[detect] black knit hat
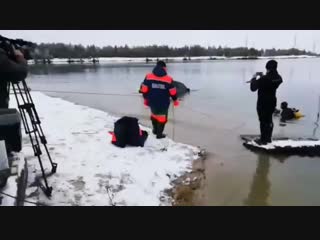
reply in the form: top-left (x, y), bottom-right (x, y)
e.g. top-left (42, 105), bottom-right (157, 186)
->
top-left (156, 60), bottom-right (166, 68)
top-left (281, 101), bottom-right (288, 109)
top-left (266, 60), bottom-right (278, 70)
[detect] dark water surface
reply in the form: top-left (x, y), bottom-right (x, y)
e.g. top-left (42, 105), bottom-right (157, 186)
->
top-left (26, 59), bottom-right (320, 205)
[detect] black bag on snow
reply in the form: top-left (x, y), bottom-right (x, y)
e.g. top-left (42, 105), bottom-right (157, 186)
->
top-left (111, 116), bottom-right (148, 148)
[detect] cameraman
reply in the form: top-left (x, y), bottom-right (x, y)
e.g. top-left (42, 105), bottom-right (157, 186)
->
top-left (250, 60), bottom-right (283, 145)
top-left (0, 46), bottom-right (28, 108)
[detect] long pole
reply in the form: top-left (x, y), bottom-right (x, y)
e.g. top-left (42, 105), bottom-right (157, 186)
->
top-left (172, 104), bottom-right (175, 141)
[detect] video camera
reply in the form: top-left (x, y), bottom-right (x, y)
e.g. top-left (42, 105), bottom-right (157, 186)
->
top-left (0, 36), bottom-right (57, 197)
top-left (0, 35), bottom-right (36, 61)
top-left (255, 72), bottom-right (264, 78)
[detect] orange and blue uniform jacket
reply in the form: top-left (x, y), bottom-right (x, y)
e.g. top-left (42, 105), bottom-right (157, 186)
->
top-left (139, 65), bottom-right (177, 110)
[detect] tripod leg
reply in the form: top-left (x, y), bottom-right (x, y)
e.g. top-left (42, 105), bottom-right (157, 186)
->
top-left (42, 144), bottom-right (57, 173)
top-left (35, 155), bottom-right (53, 197)
top-left (21, 80), bottom-right (57, 173)
top-left (12, 84), bottom-right (29, 134)
top-left (11, 81), bottom-right (55, 198)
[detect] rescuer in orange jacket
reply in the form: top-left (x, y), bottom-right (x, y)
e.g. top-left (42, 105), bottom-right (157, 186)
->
top-left (139, 61), bottom-right (179, 139)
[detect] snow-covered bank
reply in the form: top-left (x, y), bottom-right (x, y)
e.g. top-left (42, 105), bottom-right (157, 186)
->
top-left (10, 92), bottom-right (200, 206)
top-left (27, 55), bottom-right (319, 65)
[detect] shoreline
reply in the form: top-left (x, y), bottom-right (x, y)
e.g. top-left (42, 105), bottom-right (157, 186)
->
top-left (169, 150), bottom-right (207, 206)
top-left (28, 55), bottom-right (319, 65)
top-left (9, 92), bottom-right (203, 206)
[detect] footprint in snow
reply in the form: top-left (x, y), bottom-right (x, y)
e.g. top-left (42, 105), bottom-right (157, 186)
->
top-left (137, 151), bottom-right (146, 156)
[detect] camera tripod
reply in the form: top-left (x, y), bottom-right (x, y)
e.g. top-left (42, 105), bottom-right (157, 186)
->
top-left (11, 79), bottom-right (57, 197)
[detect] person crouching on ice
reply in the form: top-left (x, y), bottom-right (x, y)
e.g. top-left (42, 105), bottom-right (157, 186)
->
top-left (280, 101), bottom-right (303, 122)
top-left (139, 61), bottom-right (179, 139)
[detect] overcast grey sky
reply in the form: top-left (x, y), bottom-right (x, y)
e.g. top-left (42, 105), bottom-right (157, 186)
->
top-left (1, 30), bottom-right (319, 52)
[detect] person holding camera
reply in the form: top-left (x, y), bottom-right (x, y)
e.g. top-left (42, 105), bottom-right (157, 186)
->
top-left (0, 46), bottom-right (28, 109)
top-left (250, 60), bottom-right (283, 145)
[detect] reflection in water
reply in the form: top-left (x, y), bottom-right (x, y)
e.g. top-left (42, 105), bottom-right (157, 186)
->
top-left (244, 154), bottom-right (271, 206)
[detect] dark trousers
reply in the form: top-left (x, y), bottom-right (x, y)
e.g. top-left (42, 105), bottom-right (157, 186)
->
top-left (150, 107), bottom-right (168, 136)
top-left (257, 104), bottom-right (275, 142)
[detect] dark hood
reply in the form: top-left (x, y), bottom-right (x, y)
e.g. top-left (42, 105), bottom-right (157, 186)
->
top-left (266, 69), bottom-right (280, 78)
top-left (152, 65), bottom-right (167, 77)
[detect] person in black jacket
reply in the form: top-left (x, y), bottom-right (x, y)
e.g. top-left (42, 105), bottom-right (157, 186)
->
top-left (280, 101), bottom-right (301, 122)
top-left (0, 47), bottom-right (28, 109)
top-left (250, 60), bottom-right (283, 145)
top-left (139, 61), bottom-right (179, 139)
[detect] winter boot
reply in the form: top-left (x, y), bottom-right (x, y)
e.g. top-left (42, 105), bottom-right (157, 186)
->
top-left (151, 118), bottom-right (157, 135)
top-left (265, 122), bottom-right (274, 143)
top-left (156, 122), bottom-right (166, 139)
top-left (256, 122), bottom-right (268, 145)
top-left (254, 138), bottom-right (268, 146)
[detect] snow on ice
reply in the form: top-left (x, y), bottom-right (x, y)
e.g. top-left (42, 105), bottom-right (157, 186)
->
top-left (248, 139), bottom-right (320, 150)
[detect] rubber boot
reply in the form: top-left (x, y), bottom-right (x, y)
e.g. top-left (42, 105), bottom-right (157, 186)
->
top-left (156, 122), bottom-right (166, 139)
top-left (265, 123), bottom-right (273, 143)
top-left (255, 122), bottom-right (268, 145)
top-left (151, 118), bottom-right (157, 135)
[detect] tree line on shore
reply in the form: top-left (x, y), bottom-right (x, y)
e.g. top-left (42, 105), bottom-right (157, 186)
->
top-left (33, 43), bottom-right (318, 59)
